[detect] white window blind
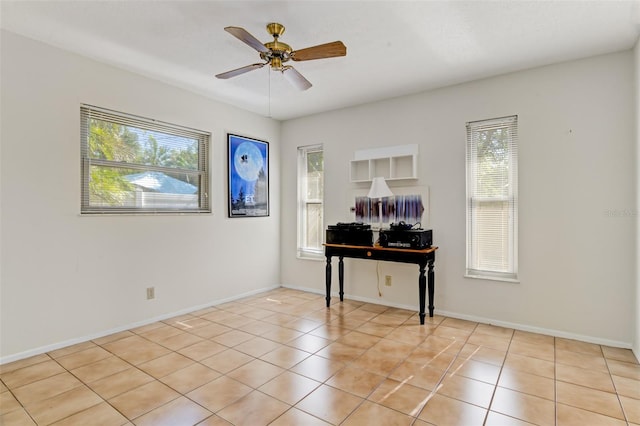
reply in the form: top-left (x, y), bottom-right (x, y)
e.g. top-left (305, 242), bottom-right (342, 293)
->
top-left (297, 145), bottom-right (324, 258)
top-left (466, 115), bottom-right (518, 281)
top-left (81, 105), bottom-right (210, 214)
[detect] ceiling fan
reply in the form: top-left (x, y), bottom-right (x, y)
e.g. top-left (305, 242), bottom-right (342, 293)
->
top-left (215, 23), bottom-right (346, 90)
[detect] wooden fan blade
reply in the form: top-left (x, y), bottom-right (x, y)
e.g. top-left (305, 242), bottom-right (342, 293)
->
top-left (224, 26), bottom-right (269, 53)
top-left (215, 63), bottom-right (266, 79)
top-left (291, 41), bottom-right (346, 61)
top-left (282, 66), bottom-right (312, 90)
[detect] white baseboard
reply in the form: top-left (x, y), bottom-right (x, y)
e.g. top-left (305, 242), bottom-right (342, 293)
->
top-left (282, 284), bottom-right (634, 351)
top-left (433, 309), bottom-right (632, 350)
top-left (0, 285), bottom-right (280, 365)
top-left (3, 283), bottom-right (634, 365)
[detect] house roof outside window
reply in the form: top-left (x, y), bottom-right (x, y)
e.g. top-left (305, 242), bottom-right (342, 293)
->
top-left (124, 171), bottom-right (197, 194)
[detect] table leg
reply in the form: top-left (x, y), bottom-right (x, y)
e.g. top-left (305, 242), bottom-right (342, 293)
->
top-left (428, 258), bottom-right (435, 317)
top-left (418, 262), bottom-right (426, 324)
top-left (325, 255), bottom-right (332, 307)
top-left (338, 256), bottom-right (344, 302)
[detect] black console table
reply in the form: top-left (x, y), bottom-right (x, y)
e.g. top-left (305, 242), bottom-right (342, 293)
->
top-left (324, 244), bottom-right (438, 324)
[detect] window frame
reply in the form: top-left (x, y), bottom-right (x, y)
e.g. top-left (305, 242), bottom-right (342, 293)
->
top-left (465, 115), bottom-right (519, 282)
top-left (80, 104), bottom-right (210, 214)
top-left (297, 144), bottom-right (324, 259)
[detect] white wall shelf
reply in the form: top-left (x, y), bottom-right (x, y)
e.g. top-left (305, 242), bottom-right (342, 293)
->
top-left (349, 144), bottom-right (418, 182)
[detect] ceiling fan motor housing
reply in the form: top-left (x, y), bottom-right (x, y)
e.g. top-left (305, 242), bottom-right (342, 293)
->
top-left (263, 23), bottom-right (292, 70)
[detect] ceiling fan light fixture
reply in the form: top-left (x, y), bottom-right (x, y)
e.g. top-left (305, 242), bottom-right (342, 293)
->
top-left (271, 56), bottom-right (283, 70)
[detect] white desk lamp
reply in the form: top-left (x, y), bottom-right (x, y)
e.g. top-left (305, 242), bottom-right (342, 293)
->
top-left (367, 177), bottom-right (393, 238)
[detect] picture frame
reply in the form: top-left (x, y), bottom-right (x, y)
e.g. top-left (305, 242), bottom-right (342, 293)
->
top-left (227, 133), bottom-right (269, 217)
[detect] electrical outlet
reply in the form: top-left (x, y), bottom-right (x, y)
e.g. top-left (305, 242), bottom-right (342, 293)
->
top-left (146, 287), bottom-right (155, 300)
top-left (385, 275), bottom-right (392, 287)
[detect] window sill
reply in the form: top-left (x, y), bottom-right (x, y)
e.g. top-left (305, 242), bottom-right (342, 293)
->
top-left (80, 211), bottom-right (212, 216)
top-left (297, 253), bottom-right (324, 261)
top-left (464, 274), bottom-right (520, 284)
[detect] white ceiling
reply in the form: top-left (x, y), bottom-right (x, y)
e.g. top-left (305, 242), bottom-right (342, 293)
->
top-left (2, 1), bottom-right (639, 120)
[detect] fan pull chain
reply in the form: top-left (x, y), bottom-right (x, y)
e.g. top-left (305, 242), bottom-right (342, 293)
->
top-left (268, 67), bottom-right (272, 118)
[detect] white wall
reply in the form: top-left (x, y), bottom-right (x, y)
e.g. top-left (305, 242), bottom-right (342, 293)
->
top-left (634, 38), bottom-right (640, 360)
top-left (281, 50), bottom-right (636, 347)
top-left (0, 31), bottom-right (281, 361)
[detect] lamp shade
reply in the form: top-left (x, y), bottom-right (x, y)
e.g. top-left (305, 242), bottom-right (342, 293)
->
top-left (367, 177), bottom-right (393, 198)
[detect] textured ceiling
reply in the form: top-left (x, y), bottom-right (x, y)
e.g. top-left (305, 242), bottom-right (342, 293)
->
top-left (2, 0), bottom-right (639, 120)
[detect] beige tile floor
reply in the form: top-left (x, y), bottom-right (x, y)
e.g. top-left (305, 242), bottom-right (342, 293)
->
top-left (1, 288), bottom-right (639, 425)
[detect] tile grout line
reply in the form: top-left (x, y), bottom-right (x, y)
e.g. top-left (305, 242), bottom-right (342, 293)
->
top-left (12, 352), bottom-right (112, 426)
top-left (308, 309), bottom-right (428, 425)
top-left (258, 299), bottom-right (392, 425)
top-left (408, 320), bottom-right (481, 425)
top-left (256, 305), bottom-right (434, 425)
top-left (189, 297), bottom-right (353, 424)
top-left (48, 322), bottom-right (223, 424)
top-left (56, 341), bottom-right (154, 425)
top-left (603, 352), bottom-right (632, 425)
top-left (554, 335), bottom-right (557, 426)
top-left (556, 340), bottom-right (635, 424)
top-left (480, 327), bottom-right (515, 426)
top-left (0, 368), bottom-right (41, 425)
top-left (346, 312), bottom-right (444, 425)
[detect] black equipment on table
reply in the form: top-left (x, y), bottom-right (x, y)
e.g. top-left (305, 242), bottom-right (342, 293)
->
top-left (326, 222), bottom-right (373, 246)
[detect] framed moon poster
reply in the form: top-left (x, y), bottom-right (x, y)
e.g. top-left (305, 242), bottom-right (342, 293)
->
top-left (227, 134), bottom-right (269, 217)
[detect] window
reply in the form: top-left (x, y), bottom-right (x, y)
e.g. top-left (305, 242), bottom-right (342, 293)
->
top-left (297, 145), bottom-right (324, 258)
top-left (466, 115), bottom-right (518, 281)
top-left (81, 105), bottom-right (210, 214)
